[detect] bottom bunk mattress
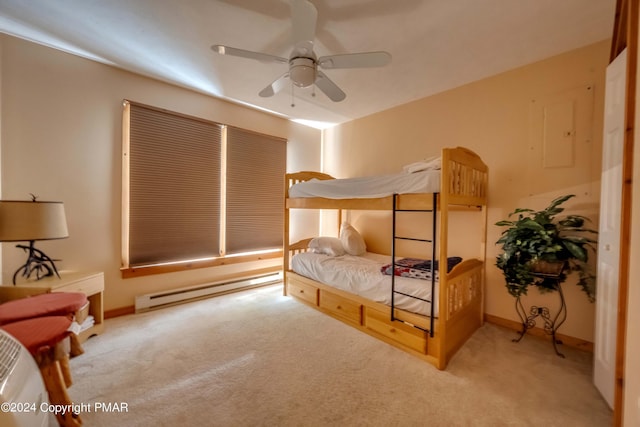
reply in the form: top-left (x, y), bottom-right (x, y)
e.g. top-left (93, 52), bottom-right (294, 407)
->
top-left (290, 252), bottom-right (442, 317)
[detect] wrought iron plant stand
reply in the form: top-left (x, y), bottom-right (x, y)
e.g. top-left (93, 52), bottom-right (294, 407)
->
top-left (512, 263), bottom-right (568, 358)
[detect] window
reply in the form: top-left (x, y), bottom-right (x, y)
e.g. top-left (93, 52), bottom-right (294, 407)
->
top-left (225, 127), bottom-right (287, 254)
top-left (121, 101), bottom-right (286, 276)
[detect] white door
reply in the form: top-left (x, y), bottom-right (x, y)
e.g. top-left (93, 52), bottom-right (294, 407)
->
top-left (593, 48), bottom-right (626, 408)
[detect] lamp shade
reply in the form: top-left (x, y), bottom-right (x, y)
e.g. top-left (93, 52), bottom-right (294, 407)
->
top-left (0, 201), bottom-right (68, 242)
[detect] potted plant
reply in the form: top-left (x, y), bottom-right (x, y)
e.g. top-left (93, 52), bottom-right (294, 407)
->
top-left (495, 194), bottom-right (598, 302)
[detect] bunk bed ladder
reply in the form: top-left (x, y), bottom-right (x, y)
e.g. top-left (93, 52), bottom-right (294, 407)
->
top-left (390, 193), bottom-right (438, 337)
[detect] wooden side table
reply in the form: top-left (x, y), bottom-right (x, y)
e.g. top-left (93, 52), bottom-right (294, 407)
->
top-left (0, 271), bottom-right (105, 343)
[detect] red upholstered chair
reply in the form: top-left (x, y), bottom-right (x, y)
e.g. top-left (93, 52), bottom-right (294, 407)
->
top-left (0, 292), bottom-right (88, 356)
top-left (0, 291), bottom-right (88, 325)
top-left (2, 316), bottom-right (83, 427)
top-left (0, 293), bottom-right (89, 427)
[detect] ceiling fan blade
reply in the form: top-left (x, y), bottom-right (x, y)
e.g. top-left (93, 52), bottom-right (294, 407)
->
top-left (211, 45), bottom-right (288, 64)
top-left (318, 51), bottom-right (392, 69)
top-left (259, 73), bottom-right (290, 97)
top-left (290, 0), bottom-right (317, 56)
top-left (315, 71), bottom-right (346, 102)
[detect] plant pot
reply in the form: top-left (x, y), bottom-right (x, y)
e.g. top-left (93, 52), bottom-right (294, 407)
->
top-left (530, 260), bottom-right (565, 278)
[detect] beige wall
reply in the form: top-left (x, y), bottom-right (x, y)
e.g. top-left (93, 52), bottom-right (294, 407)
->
top-left (322, 40), bottom-right (611, 342)
top-left (0, 35), bottom-right (322, 311)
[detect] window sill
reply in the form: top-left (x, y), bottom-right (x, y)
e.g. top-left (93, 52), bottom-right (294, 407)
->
top-left (121, 250), bottom-right (283, 278)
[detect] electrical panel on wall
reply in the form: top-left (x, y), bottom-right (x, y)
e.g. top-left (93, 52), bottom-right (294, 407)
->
top-left (527, 84), bottom-right (595, 197)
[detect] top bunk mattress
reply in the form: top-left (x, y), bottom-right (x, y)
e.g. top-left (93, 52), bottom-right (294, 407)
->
top-left (288, 169), bottom-right (441, 199)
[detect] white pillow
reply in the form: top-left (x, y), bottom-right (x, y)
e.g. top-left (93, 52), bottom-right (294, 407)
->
top-left (402, 156), bottom-right (441, 174)
top-left (308, 237), bottom-right (345, 256)
top-left (340, 222), bottom-right (366, 256)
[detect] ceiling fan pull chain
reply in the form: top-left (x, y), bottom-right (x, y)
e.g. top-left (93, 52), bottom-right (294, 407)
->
top-left (291, 82), bottom-right (295, 108)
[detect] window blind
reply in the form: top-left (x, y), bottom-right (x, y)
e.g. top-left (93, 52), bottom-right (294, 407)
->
top-left (127, 102), bottom-right (222, 266)
top-left (225, 127), bottom-right (286, 254)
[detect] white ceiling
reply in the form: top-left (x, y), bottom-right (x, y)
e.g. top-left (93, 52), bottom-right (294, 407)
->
top-left (0, 0), bottom-right (616, 128)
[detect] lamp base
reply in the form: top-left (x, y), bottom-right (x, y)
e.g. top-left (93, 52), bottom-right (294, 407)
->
top-left (12, 241), bottom-right (62, 285)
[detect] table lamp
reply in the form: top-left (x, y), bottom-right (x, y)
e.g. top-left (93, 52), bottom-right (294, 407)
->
top-left (0, 198), bottom-right (69, 284)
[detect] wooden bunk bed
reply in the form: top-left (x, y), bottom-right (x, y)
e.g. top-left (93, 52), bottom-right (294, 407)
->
top-left (283, 146), bottom-right (488, 370)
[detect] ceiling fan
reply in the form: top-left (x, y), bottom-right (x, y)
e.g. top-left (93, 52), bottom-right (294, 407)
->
top-left (211, 0), bottom-right (392, 103)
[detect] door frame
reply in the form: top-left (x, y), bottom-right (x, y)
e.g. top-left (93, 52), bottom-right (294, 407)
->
top-left (609, 0), bottom-right (637, 425)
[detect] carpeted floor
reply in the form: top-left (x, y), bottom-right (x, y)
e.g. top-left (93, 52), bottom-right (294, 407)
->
top-left (69, 284), bottom-right (612, 426)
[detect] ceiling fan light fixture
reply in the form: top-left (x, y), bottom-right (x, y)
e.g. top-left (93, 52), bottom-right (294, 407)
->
top-left (289, 57), bottom-right (316, 88)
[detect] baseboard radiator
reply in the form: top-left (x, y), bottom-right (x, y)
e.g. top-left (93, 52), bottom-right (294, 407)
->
top-left (134, 272), bottom-right (282, 313)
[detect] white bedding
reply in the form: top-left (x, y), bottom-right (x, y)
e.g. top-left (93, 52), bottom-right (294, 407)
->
top-left (288, 169), bottom-right (441, 199)
top-left (291, 252), bottom-right (438, 317)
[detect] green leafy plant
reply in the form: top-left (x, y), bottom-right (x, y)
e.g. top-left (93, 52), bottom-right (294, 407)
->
top-left (495, 194), bottom-right (598, 302)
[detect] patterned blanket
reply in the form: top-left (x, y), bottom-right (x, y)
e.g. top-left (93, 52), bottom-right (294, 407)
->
top-left (380, 257), bottom-right (462, 280)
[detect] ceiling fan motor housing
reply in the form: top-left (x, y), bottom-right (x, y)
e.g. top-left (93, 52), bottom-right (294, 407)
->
top-left (289, 57), bottom-right (316, 88)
